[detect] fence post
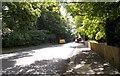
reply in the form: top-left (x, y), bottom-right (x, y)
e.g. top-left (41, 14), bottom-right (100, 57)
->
top-left (88, 42), bottom-right (91, 49)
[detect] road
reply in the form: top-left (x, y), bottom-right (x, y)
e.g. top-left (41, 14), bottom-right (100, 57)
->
top-left (1, 42), bottom-right (85, 75)
top-left (0, 42), bottom-right (119, 75)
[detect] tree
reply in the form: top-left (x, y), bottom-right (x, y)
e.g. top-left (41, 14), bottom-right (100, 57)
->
top-left (65, 2), bottom-right (120, 46)
top-left (2, 2), bottom-right (72, 47)
top-left (37, 2), bottom-right (72, 43)
top-left (2, 2), bottom-right (41, 47)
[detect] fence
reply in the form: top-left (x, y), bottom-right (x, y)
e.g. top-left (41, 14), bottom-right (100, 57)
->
top-left (85, 41), bottom-right (120, 72)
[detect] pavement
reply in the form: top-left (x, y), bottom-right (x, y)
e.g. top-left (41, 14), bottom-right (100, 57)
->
top-left (0, 42), bottom-right (120, 75)
top-left (64, 46), bottom-right (119, 75)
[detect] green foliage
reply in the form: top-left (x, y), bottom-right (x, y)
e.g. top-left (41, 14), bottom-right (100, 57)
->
top-left (29, 30), bottom-right (50, 45)
top-left (73, 16), bottom-right (83, 27)
top-left (74, 16), bottom-right (105, 40)
top-left (105, 17), bottom-right (120, 47)
top-left (83, 17), bottom-right (105, 40)
top-left (2, 2), bottom-right (41, 47)
top-left (2, 2), bottom-right (72, 47)
top-left (88, 40), bottom-right (98, 44)
top-left (2, 32), bottom-right (31, 47)
top-left (65, 2), bottom-right (120, 47)
top-left (2, 2), bottom-right (41, 33)
top-left (0, 2), bottom-right (1, 12)
top-left (37, 6), bottom-right (72, 43)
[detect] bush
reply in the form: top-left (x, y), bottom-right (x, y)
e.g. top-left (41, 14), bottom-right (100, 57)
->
top-left (2, 30), bottom-right (52, 47)
top-left (29, 30), bottom-right (50, 45)
top-left (2, 32), bottom-right (31, 47)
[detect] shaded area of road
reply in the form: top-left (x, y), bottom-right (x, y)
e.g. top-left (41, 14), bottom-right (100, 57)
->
top-left (1, 42), bottom-right (80, 75)
top-left (1, 42), bottom-right (120, 75)
top-left (64, 49), bottom-right (119, 75)
top-left (2, 59), bottom-right (69, 74)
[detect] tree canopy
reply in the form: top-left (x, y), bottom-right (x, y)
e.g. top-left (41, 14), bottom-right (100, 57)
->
top-left (65, 2), bottom-right (120, 47)
top-left (2, 2), bottom-right (120, 47)
top-left (2, 2), bottom-right (72, 47)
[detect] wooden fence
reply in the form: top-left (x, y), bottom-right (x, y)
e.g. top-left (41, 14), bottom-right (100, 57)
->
top-left (85, 41), bottom-right (120, 72)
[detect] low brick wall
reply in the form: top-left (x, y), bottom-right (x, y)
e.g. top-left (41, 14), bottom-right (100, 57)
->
top-left (85, 42), bottom-right (120, 72)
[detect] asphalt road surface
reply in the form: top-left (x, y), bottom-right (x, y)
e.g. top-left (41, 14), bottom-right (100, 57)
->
top-left (0, 42), bottom-right (119, 75)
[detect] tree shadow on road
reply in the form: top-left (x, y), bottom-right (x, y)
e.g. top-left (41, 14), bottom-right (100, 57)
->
top-left (1, 43), bottom-right (120, 75)
top-left (2, 58), bottom-right (70, 75)
top-left (64, 50), bottom-right (119, 75)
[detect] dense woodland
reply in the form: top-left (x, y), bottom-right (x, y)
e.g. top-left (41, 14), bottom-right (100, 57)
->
top-left (2, 2), bottom-right (120, 48)
top-left (2, 2), bottom-right (73, 47)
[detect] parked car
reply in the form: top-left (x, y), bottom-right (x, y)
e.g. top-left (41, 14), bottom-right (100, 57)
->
top-left (75, 37), bottom-right (85, 44)
top-left (75, 37), bottom-right (81, 43)
top-left (59, 39), bottom-right (66, 44)
top-left (81, 39), bottom-right (85, 43)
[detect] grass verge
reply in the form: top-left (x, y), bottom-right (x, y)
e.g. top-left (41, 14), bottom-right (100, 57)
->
top-left (2, 43), bottom-right (56, 54)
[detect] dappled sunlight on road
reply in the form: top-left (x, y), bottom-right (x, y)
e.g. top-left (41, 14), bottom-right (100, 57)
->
top-left (2, 42), bottom-right (119, 75)
top-left (2, 42), bottom-right (86, 74)
top-left (13, 42), bottom-right (89, 66)
top-left (2, 58), bottom-right (69, 74)
top-left (64, 50), bottom-right (119, 75)
top-left (0, 53), bottom-right (19, 59)
top-left (1, 42), bottom-right (87, 73)
top-left (14, 47), bottom-right (74, 66)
